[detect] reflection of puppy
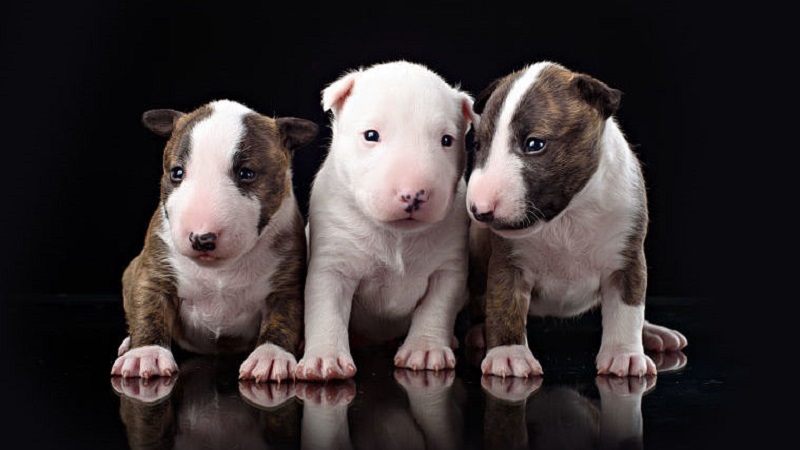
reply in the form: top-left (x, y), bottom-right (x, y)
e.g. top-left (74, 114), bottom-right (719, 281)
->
top-left (111, 100), bottom-right (318, 382)
top-left (481, 376), bottom-right (655, 450)
top-left (466, 61), bottom-right (687, 377)
top-left (298, 350), bottom-right (466, 450)
top-left (297, 61), bottom-right (478, 380)
top-left (112, 357), bottom-right (301, 449)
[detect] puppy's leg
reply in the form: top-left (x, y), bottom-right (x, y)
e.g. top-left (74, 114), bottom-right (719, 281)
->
top-left (394, 264), bottom-right (466, 371)
top-left (240, 222), bottom-right (306, 383)
top-left (643, 320), bottom-right (688, 352)
top-left (296, 266), bottom-right (358, 381)
top-left (464, 225), bottom-right (491, 351)
top-left (597, 254), bottom-right (657, 377)
top-left (111, 268), bottom-right (179, 379)
top-left (481, 240), bottom-right (542, 378)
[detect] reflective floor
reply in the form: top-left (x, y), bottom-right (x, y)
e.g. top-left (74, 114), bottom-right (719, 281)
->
top-left (1, 296), bottom-right (760, 449)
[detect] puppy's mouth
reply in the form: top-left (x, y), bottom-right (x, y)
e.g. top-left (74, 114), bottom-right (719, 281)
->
top-left (193, 252), bottom-right (224, 263)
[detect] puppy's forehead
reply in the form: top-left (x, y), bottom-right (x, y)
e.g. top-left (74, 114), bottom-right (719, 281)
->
top-left (343, 64), bottom-right (463, 133)
top-left (167, 100), bottom-right (264, 165)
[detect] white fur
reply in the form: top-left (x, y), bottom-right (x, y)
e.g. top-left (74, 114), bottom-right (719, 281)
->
top-left (297, 61), bottom-right (474, 379)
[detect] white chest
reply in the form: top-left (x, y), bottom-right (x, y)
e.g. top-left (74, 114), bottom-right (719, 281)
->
top-left (516, 208), bottom-right (629, 318)
top-left (169, 245), bottom-right (277, 353)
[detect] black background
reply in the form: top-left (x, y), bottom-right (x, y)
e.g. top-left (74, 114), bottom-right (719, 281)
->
top-left (1, 3), bottom-right (783, 333)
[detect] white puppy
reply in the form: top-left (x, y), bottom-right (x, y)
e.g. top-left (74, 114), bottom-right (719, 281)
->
top-left (296, 61), bottom-right (477, 380)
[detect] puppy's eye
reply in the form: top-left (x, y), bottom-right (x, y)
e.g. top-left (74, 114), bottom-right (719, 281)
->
top-left (364, 130), bottom-right (380, 142)
top-left (441, 135), bottom-right (454, 147)
top-left (170, 166), bottom-right (184, 182)
top-left (238, 168), bottom-right (256, 181)
top-left (524, 137), bottom-right (546, 154)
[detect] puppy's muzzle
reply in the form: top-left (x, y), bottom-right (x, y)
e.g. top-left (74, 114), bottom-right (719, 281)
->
top-left (189, 232), bottom-right (217, 252)
top-left (470, 204), bottom-right (494, 223)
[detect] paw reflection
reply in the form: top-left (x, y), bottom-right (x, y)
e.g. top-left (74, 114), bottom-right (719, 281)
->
top-left (239, 379), bottom-right (296, 410)
top-left (651, 350), bottom-right (688, 373)
top-left (481, 374), bottom-right (543, 403)
top-left (483, 376), bottom-right (656, 449)
top-left (296, 379), bottom-right (357, 407)
top-left (113, 356), bottom-right (301, 449)
top-left (111, 373), bottom-right (176, 404)
top-left (394, 367), bottom-right (455, 391)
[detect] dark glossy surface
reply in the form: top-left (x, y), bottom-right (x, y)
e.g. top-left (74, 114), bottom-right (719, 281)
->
top-left (1, 296), bottom-right (761, 449)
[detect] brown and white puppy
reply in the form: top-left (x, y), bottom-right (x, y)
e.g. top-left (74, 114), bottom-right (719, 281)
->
top-left (466, 62), bottom-right (687, 378)
top-left (111, 99), bottom-right (318, 382)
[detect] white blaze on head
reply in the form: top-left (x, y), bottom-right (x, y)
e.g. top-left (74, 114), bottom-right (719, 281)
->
top-left (467, 63), bottom-right (548, 225)
top-left (165, 100), bottom-right (262, 261)
top-left (323, 61), bottom-right (476, 228)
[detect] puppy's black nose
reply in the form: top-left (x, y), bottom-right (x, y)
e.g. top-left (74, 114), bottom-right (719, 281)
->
top-left (190, 232), bottom-right (217, 252)
top-left (470, 205), bottom-right (494, 223)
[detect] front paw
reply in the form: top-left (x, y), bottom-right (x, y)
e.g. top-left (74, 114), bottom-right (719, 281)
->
top-left (239, 379), bottom-right (296, 409)
top-left (481, 345), bottom-right (543, 378)
top-left (239, 343), bottom-right (297, 383)
top-left (111, 345), bottom-right (178, 378)
top-left (596, 346), bottom-right (657, 377)
top-left (394, 338), bottom-right (456, 371)
top-left (296, 348), bottom-right (357, 381)
top-left (111, 374), bottom-right (176, 403)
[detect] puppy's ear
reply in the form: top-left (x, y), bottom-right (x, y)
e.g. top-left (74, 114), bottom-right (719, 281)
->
top-left (459, 92), bottom-right (480, 132)
top-left (573, 74), bottom-right (622, 119)
top-left (276, 117), bottom-right (319, 153)
top-left (321, 70), bottom-right (360, 116)
top-left (473, 77), bottom-right (502, 115)
top-left (142, 109), bottom-right (184, 137)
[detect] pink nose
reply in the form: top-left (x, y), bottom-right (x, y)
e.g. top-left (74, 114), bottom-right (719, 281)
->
top-left (469, 201), bottom-right (496, 223)
top-left (399, 189), bottom-right (430, 213)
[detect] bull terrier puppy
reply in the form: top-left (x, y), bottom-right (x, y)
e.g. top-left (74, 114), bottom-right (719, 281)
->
top-left (111, 99), bottom-right (318, 382)
top-left (296, 61), bottom-right (478, 380)
top-left (466, 62), bottom-right (687, 378)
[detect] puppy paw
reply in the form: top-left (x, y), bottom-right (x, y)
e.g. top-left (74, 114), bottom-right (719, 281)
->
top-left (596, 346), bottom-right (657, 377)
top-left (239, 343), bottom-right (297, 383)
top-left (111, 345), bottom-right (178, 378)
top-left (480, 345), bottom-right (543, 378)
top-left (117, 336), bottom-right (131, 356)
top-left (111, 374), bottom-right (176, 403)
top-left (239, 379), bottom-right (296, 410)
top-left (481, 374), bottom-right (543, 403)
top-left (295, 348), bottom-right (357, 381)
top-left (643, 320), bottom-right (688, 351)
top-left (394, 338), bottom-right (456, 371)
top-left (295, 380), bottom-right (357, 406)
